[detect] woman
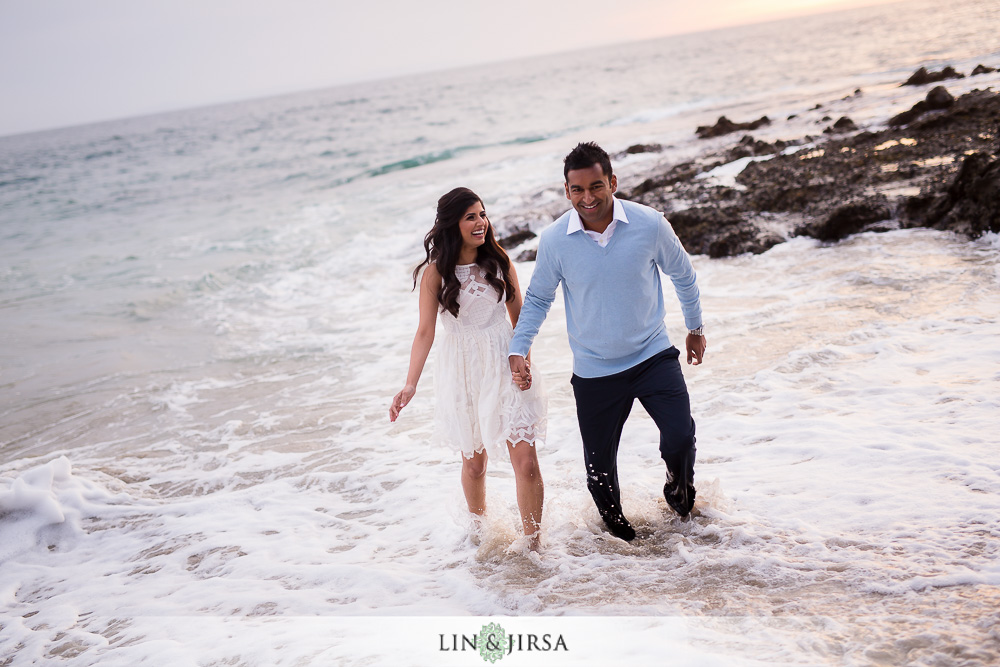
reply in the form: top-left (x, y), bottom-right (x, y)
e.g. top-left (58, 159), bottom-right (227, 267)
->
top-left (389, 187), bottom-right (546, 543)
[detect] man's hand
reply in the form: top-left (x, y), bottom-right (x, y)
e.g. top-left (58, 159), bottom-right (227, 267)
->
top-left (686, 334), bottom-right (707, 365)
top-left (509, 355), bottom-right (532, 391)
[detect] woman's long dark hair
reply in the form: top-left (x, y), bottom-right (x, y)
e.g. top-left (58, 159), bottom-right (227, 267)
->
top-left (413, 187), bottom-right (515, 317)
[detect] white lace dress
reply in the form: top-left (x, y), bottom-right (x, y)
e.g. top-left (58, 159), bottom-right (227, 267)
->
top-left (434, 263), bottom-right (547, 459)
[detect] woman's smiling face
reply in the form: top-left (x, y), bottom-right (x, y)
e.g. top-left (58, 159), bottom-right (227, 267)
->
top-left (458, 200), bottom-right (489, 254)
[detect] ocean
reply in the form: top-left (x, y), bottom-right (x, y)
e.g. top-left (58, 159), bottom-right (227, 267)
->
top-left (2, 0), bottom-right (999, 664)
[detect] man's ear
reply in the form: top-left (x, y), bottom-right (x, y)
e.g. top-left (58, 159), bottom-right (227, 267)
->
top-left (564, 182), bottom-right (571, 200)
top-left (610, 174), bottom-right (618, 193)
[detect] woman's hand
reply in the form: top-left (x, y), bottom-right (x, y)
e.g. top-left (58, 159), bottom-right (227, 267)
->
top-left (389, 385), bottom-right (416, 422)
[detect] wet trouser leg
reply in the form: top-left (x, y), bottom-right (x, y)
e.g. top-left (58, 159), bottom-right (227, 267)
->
top-left (636, 348), bottom-right (697, 489)
top-left (571, 347), bottom-right (696, 522)
top-left (571, 370), bottom-right (634, 525)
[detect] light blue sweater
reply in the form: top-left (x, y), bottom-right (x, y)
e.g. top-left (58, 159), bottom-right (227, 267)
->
top-left (510, 198), bottom-right (702, 378)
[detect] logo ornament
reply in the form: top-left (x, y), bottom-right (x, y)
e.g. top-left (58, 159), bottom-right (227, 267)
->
top-left (478, 622), bottom-right (508, 663)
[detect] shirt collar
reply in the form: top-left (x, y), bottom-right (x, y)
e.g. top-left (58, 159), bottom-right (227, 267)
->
top-left (566, 197), bottom-right (630, 235)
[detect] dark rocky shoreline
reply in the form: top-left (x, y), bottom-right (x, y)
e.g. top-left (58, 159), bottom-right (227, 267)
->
top-left (499, 65), bottom-right (1000, 260)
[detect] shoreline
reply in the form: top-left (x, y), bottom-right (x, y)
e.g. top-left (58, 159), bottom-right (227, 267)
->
top-left (499, 64), bottom-right (1000, 260)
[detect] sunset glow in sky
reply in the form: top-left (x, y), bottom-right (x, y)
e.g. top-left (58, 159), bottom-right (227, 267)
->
top-left (0, 0), bottom-right (903, 136)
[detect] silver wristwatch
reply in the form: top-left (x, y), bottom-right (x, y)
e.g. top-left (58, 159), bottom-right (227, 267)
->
top-left (688, 326), bottom-right (704, 336)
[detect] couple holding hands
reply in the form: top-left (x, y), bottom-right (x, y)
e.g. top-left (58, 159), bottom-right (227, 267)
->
top-left (390, 142), bottom-right (706, 544)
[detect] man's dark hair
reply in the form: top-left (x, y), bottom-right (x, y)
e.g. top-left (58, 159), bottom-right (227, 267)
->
top-left (563, 142), bottom-right (613, 181)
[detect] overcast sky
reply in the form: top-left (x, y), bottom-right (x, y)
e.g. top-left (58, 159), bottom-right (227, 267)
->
top-left (0, 0), bottom-right (902, 137)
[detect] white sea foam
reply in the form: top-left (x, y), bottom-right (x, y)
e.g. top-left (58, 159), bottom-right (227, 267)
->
top-left (694, 155), bottom-right (774, 189)
top-left (2, 228), bottom-right (998, 665)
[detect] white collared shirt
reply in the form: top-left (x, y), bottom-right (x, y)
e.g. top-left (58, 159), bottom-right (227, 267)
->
top-left (566, 197), bottom-right (630, 247)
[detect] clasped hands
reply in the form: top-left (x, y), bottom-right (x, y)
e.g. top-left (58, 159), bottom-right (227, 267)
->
top-left (508, 355), bottom-right (532, 391)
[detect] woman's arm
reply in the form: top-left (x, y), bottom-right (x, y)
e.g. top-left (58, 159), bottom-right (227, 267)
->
top-left (504, 260), bottom-right (532, 384)
top-left (504, 260), bottom-right (524, 329)
top-left (389, 264), bottom-right (440, 422)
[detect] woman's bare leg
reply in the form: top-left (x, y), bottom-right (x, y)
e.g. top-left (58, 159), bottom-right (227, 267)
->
top-left (461, 449), bottom-right (488, 516)
top-left (508, 440), bottom-right (544, 540)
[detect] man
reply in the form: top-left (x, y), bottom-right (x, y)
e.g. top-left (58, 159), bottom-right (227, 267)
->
top-left (509, 141), bottom-right (706, 542)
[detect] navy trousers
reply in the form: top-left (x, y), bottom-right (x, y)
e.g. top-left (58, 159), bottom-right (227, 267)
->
top-left (570, 347), bottom-right (696, 524)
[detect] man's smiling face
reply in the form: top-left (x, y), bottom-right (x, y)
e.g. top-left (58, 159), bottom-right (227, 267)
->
top-left (565, 163), bottom-right (617, 230)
